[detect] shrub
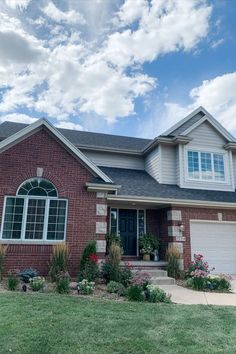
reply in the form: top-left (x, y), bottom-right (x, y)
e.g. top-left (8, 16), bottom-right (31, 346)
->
top-left (107, 281), bottom-right (126, 296)
top-left (7, 269), bottom-right (19, 291)
top-left (190, 269), bottom-right (208, 290)
top-left (56, 271), bottom-right (70, 294)
top-left (127, 285), bottom-right (145, 302)
top-left (0, 245), bottom-right (8, 280)
top-left (49, 243), bottom-right (70, 282)
top-left (119, 262), bottom-right (133, 287)
top-left (29, 276), bottom-right (45, 292)
top-left (207, 274), bottom-right (232, 292)
top-left (19, 268), bottom-right (38, 283)
top-left (78, 279), bottom-right (95, 295)
top-left (186, 254), bottom-right (212, 278)
top-left (166, 244), bottom-right (181, 279)
top-left (139, 233), bottom-right (159, 255)
top-left (106, 233), bottom-right (121, 253)
top-left (146, 285), bottom-right (171, 303)
top-left (78, 241), bottom-right (99, 282)
top-left (101, 243), bottom-right (122, 283)
top-left (131, 271), bottom-right (151, 290)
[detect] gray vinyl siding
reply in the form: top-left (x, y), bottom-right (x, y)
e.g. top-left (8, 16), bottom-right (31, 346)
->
top-left (181, 121), bottom-right (234, 191)
top-left (232, 153), bottom-right (236, 187)
top-left (145, 146), bottom-right (160, 182)
top-left (176, 146), bottom-right (180, 186)
top-left (82, 150), bottom-right (145, 170)
top-left (160, 145), bottom-right (177, 184)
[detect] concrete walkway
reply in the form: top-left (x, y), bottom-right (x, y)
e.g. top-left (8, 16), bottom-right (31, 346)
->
top-left (159, 283), bottom-right (236, 306)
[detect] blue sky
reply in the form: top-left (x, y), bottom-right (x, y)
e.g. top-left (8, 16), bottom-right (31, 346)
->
top-left (0, 0), bottom-right (235, 138)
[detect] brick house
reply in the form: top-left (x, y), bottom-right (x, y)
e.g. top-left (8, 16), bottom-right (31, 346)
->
top-left (1, 106), bottom-right (236, 275)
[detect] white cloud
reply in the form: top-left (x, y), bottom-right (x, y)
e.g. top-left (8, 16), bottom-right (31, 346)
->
top-left (0, 0), bottom-right (213, 128)
top-left (43, 2), bottom-right (85, 25)
top-left (55, 121), bottom-right (83, 131)
top-left (5, 0), bottom-right (31, 10)
top-left (141, 72), bottom-right (236, 138)
top-left (0, 113), bottom-right (37, 124)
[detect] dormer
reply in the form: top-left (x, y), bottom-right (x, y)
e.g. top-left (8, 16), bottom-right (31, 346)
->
top-left (145, 107), bottom-right (236, 192)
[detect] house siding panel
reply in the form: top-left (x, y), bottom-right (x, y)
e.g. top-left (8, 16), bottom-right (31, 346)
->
top-left (83, 150), bottom-right (144, 170)
top-left (160, 145), bottom-right (177, 184)
top-left (0, 128), bottom-right (107, 275)
top-left (145, 146), bottom-right (160, 182)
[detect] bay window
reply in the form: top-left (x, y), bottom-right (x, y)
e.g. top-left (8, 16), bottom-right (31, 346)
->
top-left (0, 178), bottom-right (67, 242)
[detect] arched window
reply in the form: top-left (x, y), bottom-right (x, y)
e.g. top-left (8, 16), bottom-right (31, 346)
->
top-left (1, 178), bottom-right (67, 242)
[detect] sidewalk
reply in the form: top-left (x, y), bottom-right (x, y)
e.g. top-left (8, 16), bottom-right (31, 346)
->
top-left (159, 284), bottom-right (236, 306)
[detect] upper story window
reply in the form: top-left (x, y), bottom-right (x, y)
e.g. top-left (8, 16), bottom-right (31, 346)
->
top-left (0, 178), bottom-right (67, 242)
top-left (188, 151), bottom-right (225, 182)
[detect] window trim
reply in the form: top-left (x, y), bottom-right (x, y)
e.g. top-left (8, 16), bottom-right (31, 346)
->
top-left (186, 149), bottom-right (228, 184)
top-left (0, 195), bottom-right (68, 243)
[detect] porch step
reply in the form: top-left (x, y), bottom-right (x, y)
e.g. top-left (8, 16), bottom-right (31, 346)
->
top-left (121, 261), bottom-right (168, 269)
top-left (132, 269), bottom-right (168, 277)
top-left (151, 276), bottom-right (176, 285)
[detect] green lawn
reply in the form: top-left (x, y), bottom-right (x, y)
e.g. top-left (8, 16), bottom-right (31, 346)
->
top-left (1, 294), bottom-right (236, 354)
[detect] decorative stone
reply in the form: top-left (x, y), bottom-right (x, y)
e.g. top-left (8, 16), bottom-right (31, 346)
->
top-left (167, 210), bottom-right (182, 221)
top-left (218, 213), bottom-right (223, 221)
top-left (96, 192), bottom-right (107, 199)
top-left (36, 167), bottom-right (43, 177)
top-left (96, 222), bottom-right (107, 234)
top-left (168, 226), bottom-right (182, 237)
top-left (96, 240), bottom-right (106, 253)
top-left (171, 242), bottom-right (183, 254)
top-left (178, 259), bottom-right (184, 270)
top-left (69, 282), bottom-right (78, 290)
top-left (96, 204), bottom-right (107, 216)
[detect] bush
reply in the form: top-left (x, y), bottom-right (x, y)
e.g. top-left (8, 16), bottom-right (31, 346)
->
top-left (49, 244), bottom-right (70, 282)
top-left (78, 241), bottom-right (99, 282)
top-left (139, 233), bottom-right (159, 255)
top-left (29, 276), bottom-right (45, 292)
top-left (7, 269), bottom-right (19, 291)
top-left (166, 244), bottom-right (181, 279)
top-left (0, 245), bottom-right (8, 280)
top-left (101, 243), bottom-right (122, 283)
top-left (207, 274), bottom-right (232, 292)
top-left (78, 279), bottom-right (95, 295)
top-left (119, 263), bottom-right (133, 287)
top-left (186, 254), bottom-right (212, 278)
top-left (107, 281), bottom-right (126, 296)
top-left (127, 285), bottom-right (145, 302)
top-left (19, 268), bottom-right (38, 283)
top-left (56, 271), bottom-right (70, 294)
top-left (146, 285), bottom-right (171, 303)
top-left (131, 271), bottom-right (151, 290)
top-left (106, 233), bottom-right (121, 253)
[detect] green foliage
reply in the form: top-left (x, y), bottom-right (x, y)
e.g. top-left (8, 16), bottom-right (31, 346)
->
top-left (107, 281), bottom-right (126, 296)
top-left (139, 233), bottom-right (159, 255)
top-left (78, 241), bottom-right (99, 282)
top-left (146, 285), bottom-right (172, 303)
top-left (119, 264), bottom-right (133, 287)
top-left (56, 272), bottom-right (70, 294)
top-left (78, 279), bottom-right (95, 295)
top-left (102, 243), bottom-right (122, 283)
top-left (105, 233), bottom-right (121, 252)
top-left (29, 276), bottom-right (45, 292)
top-left (7, 270), bottom-right (19, 291)
top-left (19, 268), bottom-right (38, 283)
top-left (166, 244), bottom-right (181, 279)
top-left (49, 243), bottom-right (70, 282)
top-left (80, 240), bottom-right (97, 270)
top-left (0, 245), bottom-right (8, 280)
top-left (127, 285), bottom-right (145, 302)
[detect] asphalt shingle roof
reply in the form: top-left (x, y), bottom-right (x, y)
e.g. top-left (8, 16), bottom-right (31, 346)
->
top-left (0, 121), bottom-right (151, 152)
top-left (164, 111), bottom-right (205, 137)
top-left (100, 167), bottom-right (236, 203)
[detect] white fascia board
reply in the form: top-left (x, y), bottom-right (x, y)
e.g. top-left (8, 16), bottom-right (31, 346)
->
top-left (0, 118), bottom-right (113, 183)
top-left (107, 194), bottom-right (236, 209)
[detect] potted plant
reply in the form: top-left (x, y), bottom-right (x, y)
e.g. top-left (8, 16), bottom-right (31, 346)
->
top-left (139, 234), bottom-right (159, 261)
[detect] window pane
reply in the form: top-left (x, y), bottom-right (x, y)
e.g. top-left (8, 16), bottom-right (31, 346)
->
top-left (188, 151), bottom-right (199, 179)
top-left (25, 199), bottom-right (46, 240)
top-left (214, 154), bottom-right (225, 181)
top-left (47, 200), bottom-right (66, 240)
top-left (2, 197), bottom-right (24, 239)
top-left (138, 210), bottom-right (145, 236)
top-left (18, 178), bottom-right (58, 197)
top-left (201, 152), bottom-right (213, 180)
top-left (110, 208), bottom-right (117, 235)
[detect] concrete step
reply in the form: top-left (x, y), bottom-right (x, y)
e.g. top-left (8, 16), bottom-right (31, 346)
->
top-left (151, 276), bottom-right (176, 285)
top-left (121, 261), bottom-right (168, 269)
top-left (132, 269), bottom-right (167, 277)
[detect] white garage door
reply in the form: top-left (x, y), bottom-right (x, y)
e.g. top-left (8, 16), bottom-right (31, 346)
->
top-left (190, 221), bottom-right (236, 274)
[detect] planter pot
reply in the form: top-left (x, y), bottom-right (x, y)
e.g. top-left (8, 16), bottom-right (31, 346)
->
top-left (143, 254), bottom-right (150, 261)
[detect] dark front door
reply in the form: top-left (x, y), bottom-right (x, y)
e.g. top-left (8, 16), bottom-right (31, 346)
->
top-left (119, 209), bottom-right (137, 255)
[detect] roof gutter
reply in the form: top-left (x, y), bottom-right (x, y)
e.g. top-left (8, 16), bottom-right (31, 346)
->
top-left (86, 182), bottom-right (121, 192)
top-left (107, 194), bottom-right (236, 209)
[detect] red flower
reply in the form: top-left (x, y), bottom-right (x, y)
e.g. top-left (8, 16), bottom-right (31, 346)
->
top-left (88, 253), bottom-right (98, 263)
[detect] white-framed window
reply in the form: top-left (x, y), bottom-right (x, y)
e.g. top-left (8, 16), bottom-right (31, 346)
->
top-left (187, 150), bottom-right (225, 182)
top-left (0, 178), bottom-right (67, 242)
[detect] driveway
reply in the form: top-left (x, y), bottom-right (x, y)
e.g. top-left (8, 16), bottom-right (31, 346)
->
top-left (159, 283), bottom-right (236, 306)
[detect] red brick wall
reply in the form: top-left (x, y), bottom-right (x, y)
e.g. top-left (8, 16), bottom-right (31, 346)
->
top-left (0, 127), bottom-right (107, 276)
